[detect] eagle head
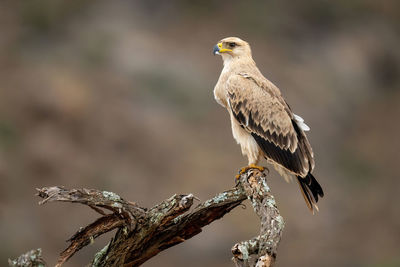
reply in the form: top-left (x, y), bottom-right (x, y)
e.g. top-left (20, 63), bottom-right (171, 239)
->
top-left (213, 37), bottom-right (251, 59)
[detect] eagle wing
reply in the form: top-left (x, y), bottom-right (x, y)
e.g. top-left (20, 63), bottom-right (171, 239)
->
top-left (226, 73), bottom-right (314, 176)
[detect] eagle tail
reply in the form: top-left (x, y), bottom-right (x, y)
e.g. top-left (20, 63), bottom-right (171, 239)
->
top-left (296, 173), bottom-right (324, 213)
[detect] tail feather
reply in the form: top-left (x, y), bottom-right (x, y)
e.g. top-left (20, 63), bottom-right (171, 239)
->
top-left (296, 173), bottom-right (324, 213)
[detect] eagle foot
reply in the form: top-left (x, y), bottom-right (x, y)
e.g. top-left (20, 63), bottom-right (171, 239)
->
top-left (235, 164), bottom-right (266, 180)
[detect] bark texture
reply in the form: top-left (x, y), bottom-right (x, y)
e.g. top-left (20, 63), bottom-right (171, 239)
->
top-left (10, 169), bottom-right (284, 267)
top-left (232, 170), bottom-right (284, 267)
top-left (8, 248), bottom-right (46, 267)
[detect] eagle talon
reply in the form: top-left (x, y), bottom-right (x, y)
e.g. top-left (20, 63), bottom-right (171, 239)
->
top-left (249, 164), bottom-right (265, 172)
top-left (236, 164), bottom-right (266, 180)
top-left (234, 174), bottom-right (241, 186)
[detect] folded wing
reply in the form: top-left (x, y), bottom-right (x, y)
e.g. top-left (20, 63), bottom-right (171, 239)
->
top-left (226, 73), bottom-right (314, 177)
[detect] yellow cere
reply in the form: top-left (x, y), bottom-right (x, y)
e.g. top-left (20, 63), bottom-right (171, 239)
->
top-left (217, 42), bottom-right (232, 53)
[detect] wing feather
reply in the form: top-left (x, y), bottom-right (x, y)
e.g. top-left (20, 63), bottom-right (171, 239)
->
top-left (227, 73), bottom-right (314, 176)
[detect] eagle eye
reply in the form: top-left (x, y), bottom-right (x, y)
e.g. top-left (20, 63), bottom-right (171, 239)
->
top-left (229, 42), bottom-right (236, 48)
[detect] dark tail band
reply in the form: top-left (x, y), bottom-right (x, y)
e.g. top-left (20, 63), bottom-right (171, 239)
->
top-left (296, 173), bottom-right (324, 213)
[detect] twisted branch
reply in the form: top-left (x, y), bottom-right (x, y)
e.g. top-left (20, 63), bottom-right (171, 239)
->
top-left (9, 169), bottom-right (284, 267)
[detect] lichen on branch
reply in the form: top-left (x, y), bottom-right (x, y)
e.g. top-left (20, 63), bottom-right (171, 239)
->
top-left (11, 169), bottom-right (284, 267)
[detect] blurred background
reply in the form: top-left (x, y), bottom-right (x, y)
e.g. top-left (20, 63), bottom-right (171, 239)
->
top-left (1, 0), bottom-right (399, 266)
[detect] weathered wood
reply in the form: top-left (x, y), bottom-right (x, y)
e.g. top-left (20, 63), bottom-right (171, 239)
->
top-left (92, 189), bottom-right (247, 266)
top-left (8, 248), bottom-right (46, 267)
top-left (11, 169), bottom-right (284, 267)
top-left (232, 170), bottom-right (285, 267)
top-left (36, 186), bottom-right (147, 267)
top-left (37, 187), bottom-right (146, 227)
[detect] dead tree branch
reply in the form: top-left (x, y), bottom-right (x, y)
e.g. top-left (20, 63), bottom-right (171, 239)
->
top-left (233, 170), bottom-right (285, 267)
top-left (11, 169), bottom-right (284, 267)
top-left (8, 248), bottom-right (46, 267)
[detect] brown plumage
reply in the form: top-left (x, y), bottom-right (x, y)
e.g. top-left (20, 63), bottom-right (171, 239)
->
top-left (213, 37), bottom-right (324, 212)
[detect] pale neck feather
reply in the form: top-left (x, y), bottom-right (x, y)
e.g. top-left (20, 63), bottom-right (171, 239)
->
top-left (221, 55), bottom-right (258, 75)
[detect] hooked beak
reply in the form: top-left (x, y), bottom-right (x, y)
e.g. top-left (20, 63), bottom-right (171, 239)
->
top-left (213, 43), bottom-right (221, 55)
top-left (213, 42), bottom-right (232, 55)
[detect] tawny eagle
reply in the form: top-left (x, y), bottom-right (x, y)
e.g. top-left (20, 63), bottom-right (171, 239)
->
top-left (213, 37), bottom-right (324, 212)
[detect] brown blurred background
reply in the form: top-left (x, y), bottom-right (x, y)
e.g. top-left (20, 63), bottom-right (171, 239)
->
top-left (1, 0), bottom-right (400, 266)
